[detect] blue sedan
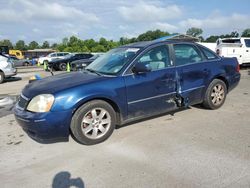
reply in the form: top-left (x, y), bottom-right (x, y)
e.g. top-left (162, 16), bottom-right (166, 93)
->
top-left (14, 40), bottom-right (240, 145)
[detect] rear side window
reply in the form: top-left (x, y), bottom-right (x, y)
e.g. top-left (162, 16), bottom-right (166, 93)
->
top-left (57, 53), bottom-right (65, 57)
top-left (245, 39), bottom-right (250, 47)
top-left (173, 44), bottom-right (203, 66)
top-left (200, 46), bottom-right (219, 60)
top-left (84, 54), bottom-right (93, 58)
top-left (221, 39), bottom-right (241, 44)
top-left (50, 53), bottom-right (56, 57)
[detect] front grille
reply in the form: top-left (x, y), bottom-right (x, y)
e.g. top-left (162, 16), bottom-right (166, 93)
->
top-left (18, 95), bottom-right (29, 109)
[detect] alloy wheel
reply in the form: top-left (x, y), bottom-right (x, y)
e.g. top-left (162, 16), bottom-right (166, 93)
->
top-left (81, 108), bottom-right (111, 139)
top-left (211, 84), bottom-right (225, 106)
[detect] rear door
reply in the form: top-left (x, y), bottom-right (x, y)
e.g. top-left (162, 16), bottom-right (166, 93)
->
top-left (173, 43), bottom-right (212, 105)
top-left (124, 45), bottom-right (176, 119)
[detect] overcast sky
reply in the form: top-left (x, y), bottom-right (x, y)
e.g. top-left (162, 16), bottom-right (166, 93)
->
top-left (0, 0), bottom-right (250, 44)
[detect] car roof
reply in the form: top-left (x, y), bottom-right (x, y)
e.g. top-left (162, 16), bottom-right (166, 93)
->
top-left (121, 40), bottom-right (195, 49)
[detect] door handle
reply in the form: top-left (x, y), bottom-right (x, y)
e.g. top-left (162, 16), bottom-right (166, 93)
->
top-left (246, 50), bottom-right (249, 52)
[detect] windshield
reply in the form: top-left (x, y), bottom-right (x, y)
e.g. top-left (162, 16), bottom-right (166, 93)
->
top-left (86, 47), bottom-right (140, 75)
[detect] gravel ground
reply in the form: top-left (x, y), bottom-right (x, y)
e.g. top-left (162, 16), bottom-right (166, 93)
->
top-left (0, 68), bottom-right (249, 188)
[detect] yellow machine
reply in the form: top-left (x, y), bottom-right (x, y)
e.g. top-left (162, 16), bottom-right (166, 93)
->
top-left (9, 50), bottom-right (24, 59)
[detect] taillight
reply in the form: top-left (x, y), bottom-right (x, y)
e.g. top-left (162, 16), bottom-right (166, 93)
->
top-left (236, 62), bottom-right (240, 72)
top-left (234, 57), bottom-right (240, 72)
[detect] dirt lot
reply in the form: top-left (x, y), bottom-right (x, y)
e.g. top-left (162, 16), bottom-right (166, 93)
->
top-left (0, 67), bottom-right (250, 188)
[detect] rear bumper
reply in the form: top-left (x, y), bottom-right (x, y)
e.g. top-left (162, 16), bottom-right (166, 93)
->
top-left (14, 105), bottom-right (72, 143)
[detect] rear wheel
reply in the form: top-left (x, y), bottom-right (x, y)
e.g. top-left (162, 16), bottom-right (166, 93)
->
top-left (203, 79), bottom-right (227, 109)
top-left (59, 63), bottom-right (67, 71)
top-left (70, 100), bottom-right (116, 145)
top-left (0, 72), bottom-right (4, 84)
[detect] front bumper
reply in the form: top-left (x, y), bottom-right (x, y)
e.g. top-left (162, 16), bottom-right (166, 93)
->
top-left (4, 67), bottom-right (17, 77)
top-left (14, 105), bottom-right (72, 143)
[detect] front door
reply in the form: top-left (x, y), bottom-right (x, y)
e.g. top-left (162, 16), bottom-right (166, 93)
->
top-left (124, 45), bottom-right (176, 119)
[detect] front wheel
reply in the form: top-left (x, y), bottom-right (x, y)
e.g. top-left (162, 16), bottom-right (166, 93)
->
top-left (70, 100), bottom-right (116, 145)
top-left (202, 79), bottom-right (227, 110)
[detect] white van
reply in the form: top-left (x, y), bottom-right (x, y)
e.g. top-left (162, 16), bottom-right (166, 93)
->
top-left (0, 54), bottom-right (17, 83)
top-left (216, 37), bottom-right (250, 65)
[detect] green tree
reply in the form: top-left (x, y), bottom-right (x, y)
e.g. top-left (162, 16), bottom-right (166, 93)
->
top-left (119, 37), bottom-right (130, 45)
top-left (0, 39), bottom-right (13, 49)
top-left (42, 41), bottom-right (50, 48)
top-left (205, 35), bottom-right (220, 42)
top-left (28, 41), bottom-right (39, 49)
top-left (230, 31), bottom-right (239, 37)
top-left (62, 37), bottom-right (69, 45)
top-left (15, 40), bottom-right (27, 50)
top-left (186, 27), bottom-right (203, 37)
top-left (85, 39), bottom-right (97, 50)
top-left (137, 29), bottom-right (170, 41)
top-left (51, 43), bottom-right (58, 49)
top-left (241, 28), bottom-right (250, 37)
top-left (99, 37), bottom-right (108, 48)
top-left (92, 44), bottom-right (106, 52)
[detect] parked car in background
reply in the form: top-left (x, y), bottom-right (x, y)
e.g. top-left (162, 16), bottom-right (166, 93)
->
top-left (38, 52), bottom-right (71, 65)
top-left (0, 54), bottom-right (17, 83)
top-left (48, 53), bottom-right (93, 71)
top-left (14, 39), bottom-right (240, 145)
top-left (9, 56), bottom-right (32, 67)
top-left (71, 54), bottom-right (103, 71)
top-left (216, 37), bottom-right (250, 66)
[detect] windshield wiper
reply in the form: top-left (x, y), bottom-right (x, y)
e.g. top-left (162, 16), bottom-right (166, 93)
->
top-left (85, 68), bottom-right (102, 76)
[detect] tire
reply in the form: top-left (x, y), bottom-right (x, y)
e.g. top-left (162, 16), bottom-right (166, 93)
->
top-left (24, 62), bottom-right (29, 66)
top-left (70, 100), bottom-right (116, 145)
top-left (202, 79), bottom-right (227, 110)
top-left (0, 72), bottom-right (4, 84)
top-left (59, 63), bottom-right (67, 71)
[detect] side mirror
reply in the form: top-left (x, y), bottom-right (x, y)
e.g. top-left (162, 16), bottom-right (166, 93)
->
top-left (132, 63), bottom-right (151, 74)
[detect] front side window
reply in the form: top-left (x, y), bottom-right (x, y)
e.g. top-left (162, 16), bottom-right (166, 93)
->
top-left (57, 53), bottom-right (64, 57)
top-left (136, 45), bottom-right (170, 71)
top-left (86, 47), bottom-right (140, 75)
top-left (174, 44), bottom-right (203, 66)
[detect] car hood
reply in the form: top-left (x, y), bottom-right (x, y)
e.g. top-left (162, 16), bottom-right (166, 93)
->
top-left (22, 71), bottom-right (105, 98)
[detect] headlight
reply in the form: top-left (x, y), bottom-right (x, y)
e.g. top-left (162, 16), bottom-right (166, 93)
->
top-left (27, 94), bottom-right (54, 112)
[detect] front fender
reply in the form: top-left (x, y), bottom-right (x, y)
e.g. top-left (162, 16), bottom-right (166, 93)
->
top-left (50, 77), bottom-right (127, 119)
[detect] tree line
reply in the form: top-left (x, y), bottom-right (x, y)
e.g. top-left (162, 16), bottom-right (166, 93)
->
top-left (1, 28), bottom-right (250, 53)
